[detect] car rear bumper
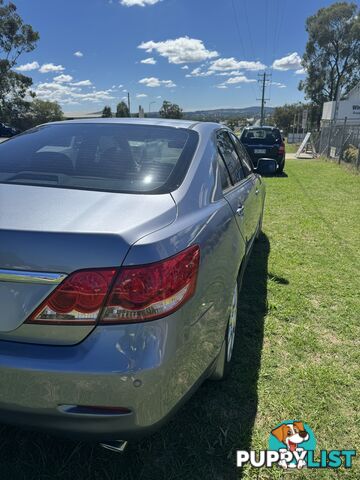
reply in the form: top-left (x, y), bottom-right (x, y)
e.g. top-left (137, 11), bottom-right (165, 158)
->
top-left (0, 317), bottom-right (215, 440)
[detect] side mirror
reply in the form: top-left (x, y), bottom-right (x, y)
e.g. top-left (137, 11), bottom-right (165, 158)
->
top-left (256, 158), bottom-right (277, 176)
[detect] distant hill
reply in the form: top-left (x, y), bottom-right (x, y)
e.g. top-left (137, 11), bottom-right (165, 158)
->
top-left (147, 106), bottom-right (274, 121)
top-left (65, 106), bottom-right (274, 122)
top-left (185, 106), bottom-right (274, 119)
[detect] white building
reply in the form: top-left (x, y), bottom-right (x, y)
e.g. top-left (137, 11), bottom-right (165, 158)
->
top-left (322, 83), bottom-right (360, 125)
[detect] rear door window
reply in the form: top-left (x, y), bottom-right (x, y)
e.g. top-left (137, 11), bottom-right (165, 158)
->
top-left (217, 152), bottom-right (232, 191)
top-left (217, 131), bottom-right (245, 184)
top-left (229, 132), bottom-right (253, 176)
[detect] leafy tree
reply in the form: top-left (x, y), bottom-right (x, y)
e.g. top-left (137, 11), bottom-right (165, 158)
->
top-left (116, 101), bottom-right (130, 117)
top-left (12, 99), bottom-right (63, 131)
top-left (226, 118), bottom-right (239, 131)
top-left (29, 99), bottom-right (63, 125)
top-left (102, 106), bottom-right (112, 118)
top-left (273, 103), bottom-right (304, 134)
top-left (159, 100), bottom-right (183, 119)
top-left (299, 2), bottom-right (360, 114)
top-left (273, 102), bottom-right (322, 135)
top-left (0, 1), bottom-right (39, 125)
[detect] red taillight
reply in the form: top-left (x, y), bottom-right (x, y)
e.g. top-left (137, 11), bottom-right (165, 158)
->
top-left (27, 269), bottom-right (117, 325)
top-left (27, 246), bottom-right (200, 325)
top-left (101, 245), bottom-right (200, 323)
top-left (279, 143), bottom-right (285, 154)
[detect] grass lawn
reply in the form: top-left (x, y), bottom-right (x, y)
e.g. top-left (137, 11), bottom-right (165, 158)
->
top-left (0, 159), bottom-right (359, 479)
top-left (285, 140), bottom-right (300, 154)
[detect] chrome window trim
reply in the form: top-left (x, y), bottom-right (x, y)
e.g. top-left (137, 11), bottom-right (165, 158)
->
top-left (0, 269), bottom-right (67, 285)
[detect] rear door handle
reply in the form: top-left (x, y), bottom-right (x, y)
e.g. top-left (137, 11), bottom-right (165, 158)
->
top-left (236, 205), bottom-right (245, 216)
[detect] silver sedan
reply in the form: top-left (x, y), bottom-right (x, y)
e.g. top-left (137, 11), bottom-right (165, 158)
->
top-left (0, 119), bottom-right (274, 442)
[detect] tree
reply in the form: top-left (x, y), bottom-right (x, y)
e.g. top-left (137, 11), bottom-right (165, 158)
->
top-left (0, 1), bottom-right (39, 125)
top-left (102, 106), bottom-right (112, 118)
top-left (29, 99), bottom-right (63, 125)
top-left (272, 103), bottom-right (304, 135)
top-left (159, 101), bottom-right (183, 119)
top-left (299, 2), bottom-right (360, 114)
top-left (11, 99), bottom-right (63, 130)
top-left (116, 101), bottom-right (130, 117)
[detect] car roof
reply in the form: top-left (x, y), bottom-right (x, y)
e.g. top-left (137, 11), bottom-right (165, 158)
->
top-left (46, 117), bottom-right (201, 130)
top-left (244, 125), bottom-right (280, 130)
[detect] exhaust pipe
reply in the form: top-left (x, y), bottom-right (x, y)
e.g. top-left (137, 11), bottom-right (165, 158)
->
top-left (100, 440), bottom-right (128, 453)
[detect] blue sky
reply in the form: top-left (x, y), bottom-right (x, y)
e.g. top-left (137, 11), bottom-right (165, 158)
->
top-left (14, 0), bottom-right (336, 113)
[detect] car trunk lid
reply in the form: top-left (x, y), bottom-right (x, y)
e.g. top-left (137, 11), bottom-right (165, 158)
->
top-left (0, 183), bottom-right (176, 344)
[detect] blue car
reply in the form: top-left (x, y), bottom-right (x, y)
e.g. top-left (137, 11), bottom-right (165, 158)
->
top-left (0, 119), bottom-right (274, 443)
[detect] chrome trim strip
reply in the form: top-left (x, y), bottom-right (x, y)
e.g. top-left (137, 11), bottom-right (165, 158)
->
top-left (0, 269), bottom-right (67, 285)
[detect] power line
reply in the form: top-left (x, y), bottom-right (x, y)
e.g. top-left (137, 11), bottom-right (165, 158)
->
top-left (243, 0), bottom-right (256, 60)
top-left (264, 0), bottom-right (268, 67)
top-left (231, 0), bottom-right (257, 99)
top-left (231, 0), bottom-right (246, 60)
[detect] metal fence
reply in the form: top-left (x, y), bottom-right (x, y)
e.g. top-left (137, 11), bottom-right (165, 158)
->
top-left (318, 120), bottom-right (360, 169)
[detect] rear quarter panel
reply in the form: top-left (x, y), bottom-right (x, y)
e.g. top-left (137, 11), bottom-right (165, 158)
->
top-left (124, 124), bottom-right (246, 389)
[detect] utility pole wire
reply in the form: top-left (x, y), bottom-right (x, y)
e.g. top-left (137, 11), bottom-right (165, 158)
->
top-left (257, 72), bottom-right (271, 126)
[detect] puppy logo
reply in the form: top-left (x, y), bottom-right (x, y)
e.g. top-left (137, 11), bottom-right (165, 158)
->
top-left (269, 420), bottom-right (316, 469)
top-left (271, 421), bottom-right (309, 452)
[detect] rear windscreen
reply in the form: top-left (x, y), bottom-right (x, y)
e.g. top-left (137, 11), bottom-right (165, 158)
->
top-left (0, 123), bottom-right (198, 194)
top-left (241, 129), bottom-right (281, 145)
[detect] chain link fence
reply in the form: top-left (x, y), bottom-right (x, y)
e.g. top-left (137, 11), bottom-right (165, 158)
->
top-left (319, 120), bottom-right (360, 169)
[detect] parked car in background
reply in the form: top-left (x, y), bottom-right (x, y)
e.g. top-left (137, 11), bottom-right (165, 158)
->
top-left (0, 122), bottom-right (20, 138)
top-left (0, 119), bottom-right (275, 444)
top-left (240, 126), bottom-right (285, 173)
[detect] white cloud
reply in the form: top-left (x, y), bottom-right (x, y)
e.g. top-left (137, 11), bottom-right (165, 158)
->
top-left (156, 95), bottom-right (162, 98)
top-left (39, 63), bottom-right (65, 73)
top-left (237, 60), bottom-right (266, 71)
top-left (141, 57), bottom-right (157, 64)
top-left (71, 80), bottom-right (92, 86)
top-left (118, 84), bottom-right (124, 88)
top-left (15, 61), bottom-right (39, 72)
top-left (209, 57), bottom-right (265, 72)
top-left (138, 36), bottom-right (218, 64)
top-left (216, 85), bottom-right (228, 89)
top-left (181, 65), bottom-right (189, 70)
top-left (186, 67), bottom-right (213, 78)
top-left (136, 93), bottom-right (148, 98)
top-left (33, 81), bottom-right (115, 105)
top-left (224, 76), bottom-right (256, 84)
top-left (295, 68), bottom-right (306, 75)
top-left (271, 81), bottom-right (286, 88)
top-left (216, 70), bottom-right (244, 76)
top-left (139, 77), bottom-right (176, 88)
top-left (272, 52), bottom-right (302, 71)
top-left (74, 51), bottom-right (84, 57)
top-left (121, 0), bottom-right (161, 6)
top-left (53, 74), bottom-right (73, 83)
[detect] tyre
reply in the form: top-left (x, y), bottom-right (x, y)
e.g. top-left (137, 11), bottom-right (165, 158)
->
top-left (277, 158), bottom-right (285, 174)
top-left (209, 279), bottom-right (239, 381)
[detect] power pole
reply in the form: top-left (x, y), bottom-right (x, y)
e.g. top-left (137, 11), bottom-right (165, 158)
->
top-left (257, 72), bottom-right (271, 126)
top-left (127, 92), bottom-right (131, 117)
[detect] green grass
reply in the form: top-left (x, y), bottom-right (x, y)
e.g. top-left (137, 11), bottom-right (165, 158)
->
top-left (0, 159), bottom-right (359, 479)
top-left (285, 140), bottom-right (299, 154)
